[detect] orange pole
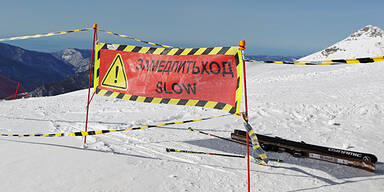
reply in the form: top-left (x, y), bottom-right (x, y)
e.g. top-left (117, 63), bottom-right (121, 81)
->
top-left (246, 131), bottom-right (250, 192)
top-left (240, 40), bottom-right (250, 192)
top-left (239, 40), bottom-right (248, 119)
top-left (84, 24), bottom-right (98, 144)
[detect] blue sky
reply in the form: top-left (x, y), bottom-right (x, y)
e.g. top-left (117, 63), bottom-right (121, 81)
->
top-left (0, 0), bottom-right (383, 56)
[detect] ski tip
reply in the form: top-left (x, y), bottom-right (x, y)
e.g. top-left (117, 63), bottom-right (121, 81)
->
top-left (249, 156), bottom-right (267, 165)
top-left (166, 148), bottom-right (178, 153)
top-left (269, 158), bottom-right (283, 163)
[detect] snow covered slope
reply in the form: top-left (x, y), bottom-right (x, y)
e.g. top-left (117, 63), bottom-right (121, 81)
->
top-left (0, 61), bottom-right (384, 191)
top-left (299, 25), bottom-right (384, 61)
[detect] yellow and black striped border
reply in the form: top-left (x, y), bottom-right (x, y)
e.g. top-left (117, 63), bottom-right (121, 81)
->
top-left (0, 115), bottom-right (228, 137)
top-left (94, 42), bottom-right (243, 114)
top-left (247, 56), bottom-right (384, 65)
top-left (0, 28), bottom-right (92, 42)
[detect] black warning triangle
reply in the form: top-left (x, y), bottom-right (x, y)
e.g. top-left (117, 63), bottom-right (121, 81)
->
top-left (101, 54), bottom-right (128, 90)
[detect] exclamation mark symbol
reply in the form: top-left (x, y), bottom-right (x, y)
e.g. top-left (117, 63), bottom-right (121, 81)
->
top-left (114, 66), bottom-right (119, 83)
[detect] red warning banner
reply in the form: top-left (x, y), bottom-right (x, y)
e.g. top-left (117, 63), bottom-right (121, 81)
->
top-left (95, 43), bottom-right (243, 113)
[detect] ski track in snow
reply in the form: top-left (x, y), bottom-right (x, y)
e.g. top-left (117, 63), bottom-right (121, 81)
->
top-left (87, 130), bottom-right (237, 175)
top-left (1, 62), bottom-right (384, 191)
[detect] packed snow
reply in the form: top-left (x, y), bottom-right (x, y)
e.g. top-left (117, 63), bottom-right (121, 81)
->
top-left (1, 60), bottom-right (383, 191)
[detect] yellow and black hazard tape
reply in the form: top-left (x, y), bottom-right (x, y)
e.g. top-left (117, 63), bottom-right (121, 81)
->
top-left (246, 56), bottom-right (384, 65)
top-left (98, 29), bottom-right (174, 48)
top-left (94, 42), bottom-right (243, 114)
top-left (247, 59), bottom-right (336, 65)
top-left (0, 114), bottom-right (228, 137)
top-left (0, 28), bottom-right (92, 42)
top-left (240, 114), bottom-right (268, 165)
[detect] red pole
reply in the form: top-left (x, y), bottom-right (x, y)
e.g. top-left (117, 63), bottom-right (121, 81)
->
top-left (246, 131), bottom-right (250, 192)
top-left (84, 24), bottom-right (98, 144)
top-left (13, 81), bottom-right (21, 100)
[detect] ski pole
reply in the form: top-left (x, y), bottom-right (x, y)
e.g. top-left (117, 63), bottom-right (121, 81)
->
top-left (166, 148), bottom-right (282, 162)
top-left (187, 127), bottom-right (245, 145)
top-left (166, 148), bottom-right (246, 158)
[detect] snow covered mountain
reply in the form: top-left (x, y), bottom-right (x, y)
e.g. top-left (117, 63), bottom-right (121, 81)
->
top-left (29, 48), bottom-right (93, 96)
top-left (0, 44), bottom-right (93, 95)
top-left (299, 25), bottom-right (384, 61)
top-left (0, 43), bottom-right (75, 90)
top-left (52, 48), bottom-right (91, 73)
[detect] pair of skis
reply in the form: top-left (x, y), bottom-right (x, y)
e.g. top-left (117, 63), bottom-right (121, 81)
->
top-left (231, 129), bottom-right (377, 172)
top-left (167, 127), bottom-right (377, 172)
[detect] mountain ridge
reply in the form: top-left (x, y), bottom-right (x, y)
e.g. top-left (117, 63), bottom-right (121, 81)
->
top-left (0, 43), bottom-right (75, 90)
top-left (52, 48), bottom-right (91, 73)
top-left (299, 25), bottom-right (384, 61)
